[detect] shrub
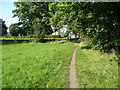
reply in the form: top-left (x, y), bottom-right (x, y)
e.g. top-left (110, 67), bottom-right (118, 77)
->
top-left (52, 35), bottom-right (60, 38)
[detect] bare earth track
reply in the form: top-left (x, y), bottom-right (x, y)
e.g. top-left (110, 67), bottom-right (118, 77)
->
top-left (69, 44), bottom-right (79, 88)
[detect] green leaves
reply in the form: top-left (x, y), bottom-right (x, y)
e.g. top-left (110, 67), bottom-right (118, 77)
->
top-left (9, 23), bottom-right (19, 37)
top-left (11, 2), bottom-right (120, 51)
top-left (12, 2), bottom-right (53, 41)
top-left (50, 2), bottom-right (120, 51)
top-left (1, 19), bottom-right (8, 36)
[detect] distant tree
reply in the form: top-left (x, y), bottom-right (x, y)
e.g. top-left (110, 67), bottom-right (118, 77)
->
top-left (1, 19), bottom-right (8, 36)
top-left (9, 23), bottom-right (20, 37)
top-left (9, 22), bottom-right (28, 37)
top-left (0, 19), bottom-right (2, 36)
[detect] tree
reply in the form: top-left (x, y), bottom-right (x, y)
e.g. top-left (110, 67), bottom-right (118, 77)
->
top-left (0, 19), bottom-right (8, 36)
top-left (49, 2), bottom-right (120, 52)
top-left (12, 2), bottom-right (53, 42)
top-left (9, 22), bottom-right (28, 37)
top-left (9, 23), bottom-right (20, 37)
top-left (49, 2), bottom-right (82, 39)
top-left (0, 18), bottom-right (2, 36)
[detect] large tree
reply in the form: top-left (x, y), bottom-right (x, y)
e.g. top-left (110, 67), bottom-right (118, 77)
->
top-left (12, 2), bottom-right (53, 41)
top-left (49, 2), bottom-right (120, 52)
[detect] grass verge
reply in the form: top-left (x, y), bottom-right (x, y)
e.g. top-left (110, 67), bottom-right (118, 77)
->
top-left (76, 42), bottom-right (118, 88)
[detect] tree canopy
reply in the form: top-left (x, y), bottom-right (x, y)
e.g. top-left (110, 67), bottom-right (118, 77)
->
top-left (11, 2), bottom-right (120, 51)
top-left (9, 23), bottom-right (20, 37)
top-left (12, 2), bottom-right (53, 41)
top-left (49, 2), bottom-right (120, 52)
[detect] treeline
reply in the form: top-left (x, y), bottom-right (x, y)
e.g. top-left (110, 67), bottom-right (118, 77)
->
top-left (2, 2), bottom-right (120, 52)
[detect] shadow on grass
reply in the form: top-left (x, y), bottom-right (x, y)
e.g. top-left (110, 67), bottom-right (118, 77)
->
top-left (71, 41), bottom-right (80, 43)
top-left (59, 42), bottom-right (65, 44)
top-left (70, 39), bottom-right (81, 43)
top-left (81, 45), bottom-right (92, 49)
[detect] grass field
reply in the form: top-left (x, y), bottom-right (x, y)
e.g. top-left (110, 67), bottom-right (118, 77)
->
top-left (0, 37), bottom-right (67, 40)
top-left (2, 42), bottom-right (75, 88)
top-left (76, 42), bottom-right (118, 88)
top-left (0, 37), bottom-right (34, 40)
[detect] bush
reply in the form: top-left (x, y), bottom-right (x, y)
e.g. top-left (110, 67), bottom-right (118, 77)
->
top-left (52, 35), bottom-right (60, 38)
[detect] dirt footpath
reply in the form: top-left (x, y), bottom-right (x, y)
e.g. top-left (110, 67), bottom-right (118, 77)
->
top-left (69, 44), bottom-right (79, 88)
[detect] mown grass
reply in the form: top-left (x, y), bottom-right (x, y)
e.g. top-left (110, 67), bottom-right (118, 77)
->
top-left (76, 42), bottom-right (118, 88)
top-left (2, 42), bottom-right (75, 88)
top-left (1, 37), bottom-right (67, 40)
top-left (0, 37), bottom-right (35, 40)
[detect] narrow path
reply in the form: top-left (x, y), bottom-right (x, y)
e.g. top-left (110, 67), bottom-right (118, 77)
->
top-left (69, 44), bottom-right (79, 88)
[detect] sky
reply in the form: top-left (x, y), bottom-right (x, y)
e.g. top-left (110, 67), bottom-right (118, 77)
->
top-left (0, 2), bottom-right (19, 29)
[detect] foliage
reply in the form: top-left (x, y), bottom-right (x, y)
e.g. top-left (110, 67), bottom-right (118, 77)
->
top-left (49, 2), bottom-right (120, 52)
top-left (12, 2), bottom-right (53, 41)
top-left (9, 22), bottom-right (28, 37)
top-left (11, 2), bottom-right (120, 51)
top-left (1, 19), bottom-right (8, 36)
top-left (9, 23), bottom-right (20, 37)
top-left (51, 35), bottom-right (60, 38)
